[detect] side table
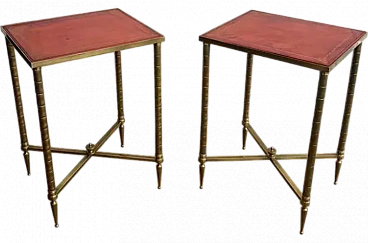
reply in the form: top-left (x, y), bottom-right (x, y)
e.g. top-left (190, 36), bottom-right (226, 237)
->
top-left (2, 9), bottom-right (165, 227)
top-left (198, 10), bottom-right (366, 234)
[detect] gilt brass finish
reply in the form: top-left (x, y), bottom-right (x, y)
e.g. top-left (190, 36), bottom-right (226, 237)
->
top-left (56, 121), bottom-right (120, 195)
top-left (206, 153), bottom-right (337, 161)
top-left (6, 38), bottom-right (30, 175)
top-left (86, 143), bottom-right (95, 155)
top-left (335, 44), bottom-right (362, 185)
top-left (154, 43), bottom-right (164, 189)
top-left (5, 32), bottom-right (164, 225)
top-left (248, 125), bottom-right (302, 200)
top-left (28, 145), bottom-right (156, 162)
top-left (33, 67), bottom-right (58, 228)
top-left (198, 32), bottom-right (363, 233)
top-left (115, 51), bottom-right (125, 147)
top-left (198, 42), bottom-right (210, 189)
top-left (242, 53), bottom-right (253, 150)
top-left (300, 71), bottom-right (329, 234)
top-left (7, 46), bottom-right (164, 228)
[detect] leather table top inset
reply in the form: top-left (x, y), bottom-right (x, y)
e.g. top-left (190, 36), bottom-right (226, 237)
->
top-left (200, 10), bottom-right (366, 70)
top-left (1, 9), bottom-right (164, 67)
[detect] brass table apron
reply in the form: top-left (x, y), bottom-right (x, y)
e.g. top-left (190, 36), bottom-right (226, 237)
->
top-left (197, 42), bottom-right (363, 234)
top-left (5, 37), bottom-right (164, 228)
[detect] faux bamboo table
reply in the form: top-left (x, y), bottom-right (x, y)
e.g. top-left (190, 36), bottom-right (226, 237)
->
top-left (2, 9), bottom-right (164, 227)
top-left (198, 10), bottom-right (366, 234)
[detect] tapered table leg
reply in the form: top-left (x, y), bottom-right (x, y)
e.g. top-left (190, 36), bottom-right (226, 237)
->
top-left (335, 43), bottom-right (362, 185)
top-left (242, 53), bottom-right (253, 150)
top-left (154, 43), bottom-right (163, 189)
top-left (199, 43), bottom-right (210, 189)
top-left (300, 71), bottom-right (329, 234)
top-left (33, 67), bottom-right (58, 228)
top-left (115, 51), bottom-right (125, 147)
top-left (6, 38), bottom-right (30, 176)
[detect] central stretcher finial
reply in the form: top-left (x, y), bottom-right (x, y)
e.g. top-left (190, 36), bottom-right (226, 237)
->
top-left (86, 143), bottom-right (95, 155)
top-left (267, 147), bottom-right (277, 158)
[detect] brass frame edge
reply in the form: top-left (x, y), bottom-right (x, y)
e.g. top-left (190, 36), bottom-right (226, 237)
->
top-left (328, 33), bottom-right (367, 71)
top-left (200, 32), bottom-right (366, 72)
top-left (33, 37), bottom-right (164, 68)
top-left (1, 8), bottom-right (166, 68)
top-left (1, 26), bottom-right (6, 36)
top-left (199, 38), bottom-right (329, 71)
top-left (4, 35), bottom-right (33, 67)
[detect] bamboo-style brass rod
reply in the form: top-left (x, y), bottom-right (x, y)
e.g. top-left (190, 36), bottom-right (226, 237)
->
top-left (154, 43), bottom-right (163, 189)
top-left (32, 67), bottom-right (60, 228)
top-left (242, 53), bottom-right (253, 150)
top-left (206, 153), bottom-right (337, 161)
top-left (56, 155), bottom-right (92, 197)
top-left (94, 121), bottom-right (121, 151)
top-left (335, 43), bottom-right (362, 185)
top-left (115, 51), bottom-right (125, 147)
top-left (300, 71), bottom-right (329, 234)
top-left (28, 145), bottom-right (156, 162)
top-left (6, 37), bottom-right (30, 175)
top-left (247, 124), bottom-right (268, 154)
top-left (198, 42), bottom-right (210, 189)
top-left (270, 158), bottom-right (302, 200)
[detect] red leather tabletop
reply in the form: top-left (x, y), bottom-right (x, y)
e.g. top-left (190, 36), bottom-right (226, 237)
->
top-left (200, 10), bottom-right (366, 70)
top-left (1, 9), bottom-right (164, 67)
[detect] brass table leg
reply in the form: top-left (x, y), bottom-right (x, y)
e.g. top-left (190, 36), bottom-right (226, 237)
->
top-left (6, 38), bottom-right (30, 176)
top-left (198, 43), bottom-right (210, 189)
top-left (115, 51), bottom-right (125, 147)
top-left (33, 67), bottom-right (58, 228)
top-left (300, 71), bottom-right (329, 234)
top-left (154, 43), bottom-right (163, 189)
top-left (335, 43), bottom-right (362, 185)
top-left (242, 53), bottom-right (253, 150)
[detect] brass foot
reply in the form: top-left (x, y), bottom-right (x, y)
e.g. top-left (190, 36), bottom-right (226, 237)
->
top-left (52, 199), bottom-right (60, 227)
top-left (198, 163), bottom-right (206, 190)
top-left (24, 151), bottom-right (32, 176)
top-left (156, 163), bottom-right (164, 190)
top-left (119, 124), bottom-right (126, 149)
top-left (242, 128), bottom-right (248, 151)
top-left (333, 159), bottom-right (344, 186)
top-left (299, 198), bottom-right (311, 235)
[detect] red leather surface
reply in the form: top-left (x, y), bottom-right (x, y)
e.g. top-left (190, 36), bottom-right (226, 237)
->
top-left (2, 9), bottom-right (163, 62)
top-left (201, 10), bottom-right (366, 67)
